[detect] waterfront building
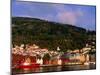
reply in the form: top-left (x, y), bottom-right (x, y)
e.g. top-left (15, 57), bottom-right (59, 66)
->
top-left (58, 59), bottom-right (62, 65)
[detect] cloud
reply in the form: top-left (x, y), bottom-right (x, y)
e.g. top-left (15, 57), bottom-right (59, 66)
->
top-left (51, 4), bottom-right (84, 25)
top-left (57, 11), bottom-right (78, 25)
top-left (56, 9), bottom-right (84, 25)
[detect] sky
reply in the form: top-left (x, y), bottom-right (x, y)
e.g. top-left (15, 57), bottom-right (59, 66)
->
top-left (12, 0), bottom-right (96, 30)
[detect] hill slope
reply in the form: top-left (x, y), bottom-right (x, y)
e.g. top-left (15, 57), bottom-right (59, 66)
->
top-left (12, 17), bottom-right (95, 51)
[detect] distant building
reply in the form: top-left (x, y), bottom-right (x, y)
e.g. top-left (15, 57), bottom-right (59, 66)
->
top-left (57, 47), bottom-right (60, 51)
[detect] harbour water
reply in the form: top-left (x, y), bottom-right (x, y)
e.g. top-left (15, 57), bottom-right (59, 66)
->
top-left (12, 64), bottom-right (96, 74)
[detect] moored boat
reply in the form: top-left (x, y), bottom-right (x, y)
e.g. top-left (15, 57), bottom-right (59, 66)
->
top-left (15, 62), bottom-right (40, 69)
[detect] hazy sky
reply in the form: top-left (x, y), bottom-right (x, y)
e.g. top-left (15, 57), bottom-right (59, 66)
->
top-left (12, 0), bottom-right (96, 30)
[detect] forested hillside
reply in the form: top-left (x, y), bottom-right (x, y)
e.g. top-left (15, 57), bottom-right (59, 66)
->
top-left (12, 17), bottom-right (96, 52)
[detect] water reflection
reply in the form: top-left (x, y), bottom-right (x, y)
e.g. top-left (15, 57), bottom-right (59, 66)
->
top-left (12, 64), bottom-right (96, 74)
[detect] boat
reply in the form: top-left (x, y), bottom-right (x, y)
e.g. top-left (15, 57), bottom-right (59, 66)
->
top-left (15, 62), bottom-right (40, 69)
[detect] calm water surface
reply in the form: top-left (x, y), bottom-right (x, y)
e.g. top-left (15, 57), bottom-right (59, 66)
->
top-left (12, 64), bottom-right (96, 74)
